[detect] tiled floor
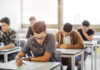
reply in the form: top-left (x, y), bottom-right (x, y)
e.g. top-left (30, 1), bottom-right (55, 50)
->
top-left (85, 55), bottom-right (100, 70)
top-left (63, 55), bottom-right (100, 70)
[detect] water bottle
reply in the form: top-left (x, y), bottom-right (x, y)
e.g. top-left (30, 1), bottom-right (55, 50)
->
top-left (0, 42), bottom-right (4, 48)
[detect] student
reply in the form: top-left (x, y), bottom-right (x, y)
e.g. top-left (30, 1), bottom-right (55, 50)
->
top-left (77, 20), bottom-right (94, 55)
top-left (16, 21), bottom-right (57, 66)
top-left (56, 23), bottom-right (84, 70)
top-left (26, 16), bottom-right (36, 39)
top-left (77, 20), bottom-right (94, 69)
top-left (0, 17), bottom-right (16, 61)
top-left (78, 20), bottom-right (94, 41)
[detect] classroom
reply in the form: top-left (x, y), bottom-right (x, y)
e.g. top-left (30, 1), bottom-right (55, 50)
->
top-left (0, 0), bottom-right (100, 70)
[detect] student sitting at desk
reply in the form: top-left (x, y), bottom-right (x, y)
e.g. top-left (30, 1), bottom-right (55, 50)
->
top-left (15, 21), bottom-right (57, 66)
top-left (77, 20), bottom-right (94, 56)
top-left (26, 16), bottom-right (36, 39)
top-left (56, 23), bottom-right (84, 70)
top-left (77, 20), bottom-right (94, 69)
top-left (0, 17), bottom-right (16, 61)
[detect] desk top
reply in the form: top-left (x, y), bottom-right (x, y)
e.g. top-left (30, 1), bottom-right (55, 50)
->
top-left (56, 49), bottom-right (83, 55)
top-left (0, 47), bottom-right (21, 52)
top-left (19, 38), bottom-right (27, 42)
top-left (84, 41), bottom-right (97, 45)
top-left (0, 60), bottom-right (60, 70)
top-left (93, 35), bottom-right (100, 39)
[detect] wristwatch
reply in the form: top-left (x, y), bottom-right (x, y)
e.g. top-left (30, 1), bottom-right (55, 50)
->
top-left (29, 57), bottom-right (31, 61)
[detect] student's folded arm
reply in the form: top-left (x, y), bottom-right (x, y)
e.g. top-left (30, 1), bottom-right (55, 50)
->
top-left (57, 44), bottom-right (81, 49)
top-left (0, 43), bottom-right (14, 50)
top-left (89, 35), bottom-right (93, 41)
top-left (57, 44), bottom-right (67, 48)
top-left (82, 29), bottom-right (94, 41)
top-left (57, 44), bottom-right (61, 48)
top-left (3, 43), bottom-right (14, 49)
top-left (85, 34), bottom-right (93, 41)
top-left (67, 44), bottom-right (84, 49)
top-left (31, 52), bottom-right (52, 62)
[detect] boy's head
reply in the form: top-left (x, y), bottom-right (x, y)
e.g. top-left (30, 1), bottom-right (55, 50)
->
top-left (62, 23), bottom-right (73, 37)
top-left (32, 21), bottom-right (47, 44)
top-left (29, 16), bottom-right (36, 26)
top-left (82, 20), bottom-right (90, 32)
top-left (0, 17), bottom-right (10, 32)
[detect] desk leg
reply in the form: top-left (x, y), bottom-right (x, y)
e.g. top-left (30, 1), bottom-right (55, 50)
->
top-left (4, 53), bottom-right (8, 62)
top-left (81, 52), bottom-right (84, 70)
top-left (71, 56), bottom-right (75, 70)
top-left (91, 45), bottom-right (94, 70)
top-left (95, 46), bottom-right (97, 70)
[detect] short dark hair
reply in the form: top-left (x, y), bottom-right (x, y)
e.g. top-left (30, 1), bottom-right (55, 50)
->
top-left (82, 20), bottom-right (90, 27)
top-left (63, 23), bottom-right (73, 32)
top-left (0, 17), bottom-right (10, 25)
top-left (29, 16), bottom-right (36, 21)
top-left (33, 21), bottom-right (46, 33)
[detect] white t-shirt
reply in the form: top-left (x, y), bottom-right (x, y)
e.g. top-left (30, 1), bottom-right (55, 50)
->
top-left (63, 36), bottom-right (71, 44)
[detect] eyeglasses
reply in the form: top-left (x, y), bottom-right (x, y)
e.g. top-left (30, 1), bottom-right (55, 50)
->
top-left (34, 37), bottom-right (45, 40)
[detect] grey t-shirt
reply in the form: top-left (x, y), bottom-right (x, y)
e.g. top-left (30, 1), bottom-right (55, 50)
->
top-left (22, 33), bottom-right (57, 62)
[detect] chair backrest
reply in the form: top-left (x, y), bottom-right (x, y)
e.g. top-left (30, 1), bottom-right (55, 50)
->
top-left (19, 40), bottom-right (26, 49)
top-left (97, 40), bottom-right (100, 44)
top-left (56, 51), bottom-right (61, 62)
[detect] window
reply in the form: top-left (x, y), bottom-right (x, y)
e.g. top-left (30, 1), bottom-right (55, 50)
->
top-left (0, 0), bottom-right (21, 30)
top-left (63, 0), bottom-right (100, 25)
top-left (23, 0), bottom-right (58, 24)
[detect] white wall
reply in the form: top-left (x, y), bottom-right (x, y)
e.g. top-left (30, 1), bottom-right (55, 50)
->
top-left (0, 0), bottom-right (21, 30)
top-left (0, 0), bottom-right (58, 31)
top-left (23, 0), bottom-right (58, 24)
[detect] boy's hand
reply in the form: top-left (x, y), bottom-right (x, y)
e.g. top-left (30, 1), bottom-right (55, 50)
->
top-left (16, 59), bottom-right (23, 66)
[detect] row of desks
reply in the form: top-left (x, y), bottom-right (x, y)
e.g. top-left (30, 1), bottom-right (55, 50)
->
top-left (0, 41), bottom-right (99, 70)
top-left (84, 41), bottom-right (99, 70)
top-left (0, 47), bottom-right (84, 70)
top-left (0, 47), bottom-right (61, 70)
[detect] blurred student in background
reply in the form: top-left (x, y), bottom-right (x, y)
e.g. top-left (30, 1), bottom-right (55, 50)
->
top-left (77, 20), bottom-right (94, 70)
top-left (26, 16), bottom-right (36, 39)
top-left (0, 17), bottom-right (16, 61)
